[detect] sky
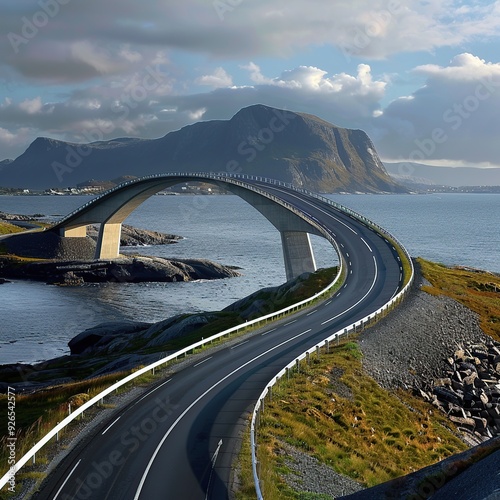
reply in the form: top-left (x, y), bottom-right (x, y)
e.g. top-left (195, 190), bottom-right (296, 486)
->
top-left (1, 0), bottom-right (500, 170)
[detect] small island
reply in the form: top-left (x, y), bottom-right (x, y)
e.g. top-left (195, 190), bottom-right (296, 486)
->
top-left (0, 213), bottom-right (240, 285)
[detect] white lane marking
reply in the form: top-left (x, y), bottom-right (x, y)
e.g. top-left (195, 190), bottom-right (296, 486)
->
top-left (340, 243), bottom-right (345, 248)
top-left (336, 292), bottom-right (342, 297)
top-left (349, 261), bottom-right (352, 267)
top-left (53, 459), bottom-right (81, 500)
top-left (231, 340), bottom-right (250, 350)
top-left (306, 310), bottom-right (318, 316)
top-left (134, 329), bottom-right (312, 500)
top-left (325, 300), bottom-right (332, 306)
top-left (346, 253), bottom-right (350, 258)
top-left (127, 379), bottom-right (173, 412)
top-left (321, 256), bottom-right (378, 326)
top-left (343, 284), bottom-right (348, 288)
top-left (361, 237), bottom-right (373, 252)
top-left (350, 270), bottom-right (353, 274)
top-left (397, 256), bottom-right (401, 261)
top-left (205, 439), bottom-right (223, 500)
top-left (194, 357), bottom-right (212, 368)
top-left (261, 328), bottom-right (276, 336)
top-left (102, 416), bottom-right (121, 435)
top-left (284, 320), bottom-right (297, 326)
top-left (271, 188), bottom-right (358, 235)
top-left (138, 379), bottom-right (172, 402)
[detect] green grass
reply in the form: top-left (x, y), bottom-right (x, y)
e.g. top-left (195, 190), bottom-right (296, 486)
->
top-left (238, 259), bottom-right (500, 498)
top-left (0, 222), bottom-right (24, 235)
top-left (252, 339), bottom-right (467, 498)
top-left (418, 258), bottom-right (500, 341)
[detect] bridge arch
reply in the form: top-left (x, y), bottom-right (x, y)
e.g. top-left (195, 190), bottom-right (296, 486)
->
top-left (52, 173), bottom-right (330, 280)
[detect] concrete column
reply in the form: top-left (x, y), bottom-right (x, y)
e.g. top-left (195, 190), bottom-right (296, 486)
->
top-left (281, 231), bottom-right (316, 281)
top-left (95, 223), bottom-right (122, 259)
top-left (59, 226), bottom-right (87, 237)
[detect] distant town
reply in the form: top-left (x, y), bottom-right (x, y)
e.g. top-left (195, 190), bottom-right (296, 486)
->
top-left (0, 178), bottom-right (228, 196)
top-left (1, 179), bottom-right (499, 196)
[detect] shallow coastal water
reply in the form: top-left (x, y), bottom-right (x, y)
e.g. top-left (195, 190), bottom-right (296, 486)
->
top-left (0, 193), bottom-right (498, 364)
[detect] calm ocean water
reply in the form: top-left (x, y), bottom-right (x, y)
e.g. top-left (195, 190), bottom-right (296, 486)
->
top-left (0, 193), bottom-right (498, 364)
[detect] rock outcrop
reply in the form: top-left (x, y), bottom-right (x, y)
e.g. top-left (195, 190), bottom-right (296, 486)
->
top-left (0, 271), bottom-right (318, 391)
top-left (87, 224), bottom-right (181, 247)
top-left (0, 256), bottom-right (241, 285)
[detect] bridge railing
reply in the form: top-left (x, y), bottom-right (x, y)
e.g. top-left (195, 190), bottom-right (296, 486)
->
top-left (236, 178), bottom-right (415, 499)
top-left (250, 267), bottom-right (413, 499)
top-left (0, 175), bottom-right (346, 491)
top-left (56, 172), bottom-right (412, 284)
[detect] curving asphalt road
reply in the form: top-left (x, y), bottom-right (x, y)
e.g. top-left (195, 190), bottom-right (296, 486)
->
top-left (34, 181), bottom-right (404, 500)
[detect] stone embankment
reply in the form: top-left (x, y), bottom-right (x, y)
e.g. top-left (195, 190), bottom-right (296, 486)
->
top-left (418, 342), bottom-right (500, 442)
top-left (359, 263), bottom-right (500, 448)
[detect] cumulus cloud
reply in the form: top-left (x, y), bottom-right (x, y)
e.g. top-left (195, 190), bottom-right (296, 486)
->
top-left (0, 126), bottom-right (32, 158)
top-left (196, 67), bottom-right (233, 88)
top-left (0, 63), bottom-right (387, 159)
top-left (2, 0), bottom-right (500, 85)
top-left (375, 53), bottom-right (500, 165)
top-left (19, 97), bottom-right (43, 114)
top-left (235, 63), bottom-right (386, 119)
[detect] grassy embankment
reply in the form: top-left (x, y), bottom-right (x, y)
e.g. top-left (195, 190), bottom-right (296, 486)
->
top-left (0, 267), bottom-right (339, 492)
top-left (0, 222), bottom-right (24, 236)
top-left (237, 259), bottom-right (500, 499)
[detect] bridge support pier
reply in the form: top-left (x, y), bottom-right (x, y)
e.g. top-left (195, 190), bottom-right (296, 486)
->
top-left (59, 226), bottom-right (87, 238)
top-left (95, 223), bottom-right (122, 259)
top-left (281, 231), bottom-right (316, 281)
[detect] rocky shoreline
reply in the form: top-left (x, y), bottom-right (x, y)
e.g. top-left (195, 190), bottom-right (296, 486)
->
top-left (0, 215), bottom-right (239, 285)
top-left (0, 255), bottom-right (241, 285)
top-left (88, 223), bottom-right (181, 247)
top-left (0, 271), bottom-right (317, 392)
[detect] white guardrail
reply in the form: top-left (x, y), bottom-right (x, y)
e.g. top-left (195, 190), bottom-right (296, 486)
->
top-left (249, 203), bottom-right (415, 495)
top-left (0, 173), bottom-right (345, 490)
top-left (1, 173), bottom-right (414, 494)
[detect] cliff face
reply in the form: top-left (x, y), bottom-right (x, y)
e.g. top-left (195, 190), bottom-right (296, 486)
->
top-left (0, 105), bottom-right (404, 192)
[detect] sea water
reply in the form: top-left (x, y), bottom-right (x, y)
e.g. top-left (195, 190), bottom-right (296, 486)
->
top-left (0, 193), bottom-right (498, 364)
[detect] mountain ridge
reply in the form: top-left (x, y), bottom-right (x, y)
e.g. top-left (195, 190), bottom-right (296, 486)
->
top-left (0, 104), bottom-right (404, 193)
top-left (385, 161), bottom-right (500, 187)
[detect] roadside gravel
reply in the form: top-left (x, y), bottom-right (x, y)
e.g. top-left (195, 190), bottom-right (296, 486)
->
top-left (280, 443), bottom-right (364, 498)
top-left (359, 261), bottom-right (490, 391)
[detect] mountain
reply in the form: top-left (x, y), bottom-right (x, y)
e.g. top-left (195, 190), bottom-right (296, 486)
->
top-left (0, 105), bottom-right (404, 193)
top-left (384, 162), bottom-right (500, 188)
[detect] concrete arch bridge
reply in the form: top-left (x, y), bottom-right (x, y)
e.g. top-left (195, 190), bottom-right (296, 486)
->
top-left (52, 173), bottom-right (331, 281)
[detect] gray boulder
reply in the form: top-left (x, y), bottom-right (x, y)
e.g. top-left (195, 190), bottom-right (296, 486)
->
top-left (68, 321), bottom-right (151, 354)
top-left (145, 314), bottom-right (219, 348)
